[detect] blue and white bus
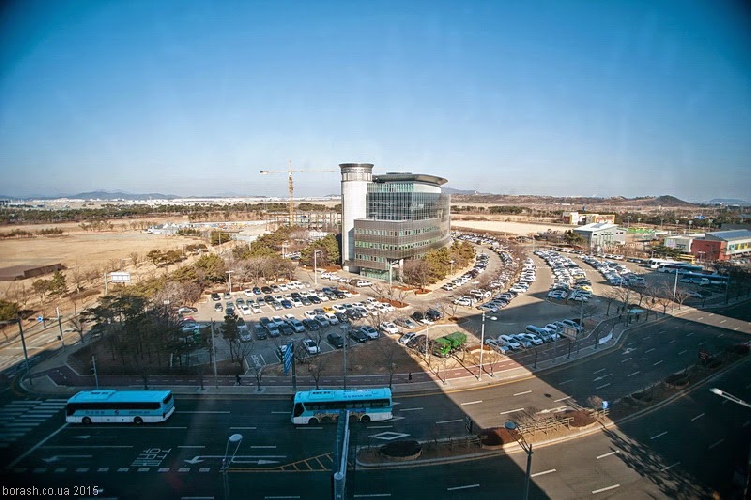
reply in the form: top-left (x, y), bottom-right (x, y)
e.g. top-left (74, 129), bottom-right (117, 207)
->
top-left (291, 388), bottom-right (393, 425)
top-left (65, 389), bottom-right (175, 424)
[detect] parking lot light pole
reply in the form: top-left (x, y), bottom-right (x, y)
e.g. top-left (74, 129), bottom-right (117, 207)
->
top-left (313, 250), bottom-right (322, 285)
top-left (505, 421), bottom-right (532, 500)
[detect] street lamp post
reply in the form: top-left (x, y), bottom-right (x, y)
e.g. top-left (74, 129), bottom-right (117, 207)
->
top-left (505, 421), bottom-right (532, 500)
top-left (313, 250), bottom-right (322, 285)
top-left (478, 312), bottom-right (497, 380)
top-left (710, 388), bottom-right (751, 408)
top-left (222, 433), bottom-right (243, 500)
top-left (1, 316), bottom-right (33, 387)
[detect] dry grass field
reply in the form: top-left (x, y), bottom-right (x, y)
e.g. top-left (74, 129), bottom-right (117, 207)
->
top-left (0, 219), bottom-right (197, 269)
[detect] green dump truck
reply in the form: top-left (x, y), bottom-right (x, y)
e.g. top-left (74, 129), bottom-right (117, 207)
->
top-left (431, 331), bottom-right (467, 358)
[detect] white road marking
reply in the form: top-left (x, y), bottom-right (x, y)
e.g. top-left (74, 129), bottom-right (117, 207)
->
top-left (662, 461), bottom-right (680, 471)
top-left (691, 413), bottom-right (705, 422)
top-left (687, 332), bottom-right (694, 337)
top-left (596, 383), bottom-right (611, 389)
top-left (596, 451), bottom-right (619, 459)
top-left (719, 319), bottom-right (727, 324)
top-left (500, 408), bottom-right (525, 415)
top-left (650, 431), bottom-right (667, 440)
top-left (436, 419), bottom-right (463, 424)
top-left (531, 468), bottom-right (556, 477)
top-left (553, 396), bottom-right (571, 402)
top-left (460, 400), bottom-right (483, 406)
top-left (178, 446), bottom-right (205, 449)
top-left (513, 390), bottom-right (532, 396)
top-left (628, 371), bottom-right (640, 377)
top-left (678, 350), bottom-right (687, 355)
top-left (297, 427), bottom-right (322, 430)
top-left (653, 360), bottom-right (663, 366)
top-left (399, 407), bottom-right (423, 412)
top-left (593, 368), bottom-right (606, 374)
top-left (620, 358), bottom-right (631, 363)
top-left (176, 411), bottom-right (230, 414)
top-left (592, 484), bottom-right (620, 495)
top-left (447, 484), bottom-right (479, 491)
top-left (230, 427), bottom-right (257, 430)
top-left (559, 379), bottom-right (573, 385)
top-left (645, 348), bottom-right (655, 354)
top-left (669, 340), bottom-right (675, 344)
top-left (708, 439), bottom-right (724, 450)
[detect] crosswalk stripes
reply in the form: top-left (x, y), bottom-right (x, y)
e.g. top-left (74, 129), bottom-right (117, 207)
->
top-left (0, 398), bottom-right (67, 446)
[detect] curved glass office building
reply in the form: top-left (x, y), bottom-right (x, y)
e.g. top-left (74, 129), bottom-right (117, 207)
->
top-left (340, 166), bottom-right (450, 280)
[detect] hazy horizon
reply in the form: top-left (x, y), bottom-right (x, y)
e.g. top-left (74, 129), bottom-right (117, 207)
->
top-left (1, 1), bottom-right (749, 202)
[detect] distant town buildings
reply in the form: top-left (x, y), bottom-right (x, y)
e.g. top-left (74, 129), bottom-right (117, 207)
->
top-left (339, 163), bottom-right (451, 280)
top-left (573, 222), bottom-right (626, 253)
top-left (562, 211), bottom-right (616, 225)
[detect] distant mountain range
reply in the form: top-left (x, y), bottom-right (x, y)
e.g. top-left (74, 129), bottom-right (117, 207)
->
top-left (1, 190), bottom-right (747, 207)
top-left (706, 198), bottom-right (751, 206)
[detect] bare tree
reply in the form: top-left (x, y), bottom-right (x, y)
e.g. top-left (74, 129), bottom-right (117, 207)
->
top-left (129, 252), bottom-right (141, 268)
top-left (654, 285), bottom-right (674, 315)
top-left (373, 338), bottom-right (402, 389)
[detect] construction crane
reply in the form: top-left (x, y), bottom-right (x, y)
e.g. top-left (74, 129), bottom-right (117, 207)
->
top-left (259, 161), bottom-right (337, 226)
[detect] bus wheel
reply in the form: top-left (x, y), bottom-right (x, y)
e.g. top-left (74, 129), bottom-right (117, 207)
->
top-left (308, 417), bottom-right (319, 425)
top-left (321, 416), bottom-right (332, 423)
top-left (134, 417), bottom-right (143, 425)
top-left (82, 417), bottom-right (92, 425)
top-left (361, 415), bottom-right (371, 423)
top-left (349, 414), bottom-right (358, 423)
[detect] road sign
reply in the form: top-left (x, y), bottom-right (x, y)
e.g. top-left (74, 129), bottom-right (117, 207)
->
top-left (283, 342), bottom-right (293, 375)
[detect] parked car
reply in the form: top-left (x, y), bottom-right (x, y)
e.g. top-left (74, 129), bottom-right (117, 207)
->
top-left (380, 322), bottom-right (399, 335)
top-left (254, 324), bottom-right (267, 340)
top-left (359, 326), bottom-right (379, 340)
top-left (348, 329), bottom-right (369, 343)
top-left (177, 306), bottom-right (198, 314)
top-left (302, 318), bottom-right (320, 331)
top-left (327, 332), bottom-right (345, 349)
top-left (211, 293), bottom-right (221, 301)
top-left (398, 332), bottom-right (417, 345)
top-left (214, 303), bottom-right (223, 312)
top-left (303, 339), bottom-right (320, 355)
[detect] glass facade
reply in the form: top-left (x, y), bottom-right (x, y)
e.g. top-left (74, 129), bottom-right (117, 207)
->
top-left (352, 175), bottom-right (450, 277)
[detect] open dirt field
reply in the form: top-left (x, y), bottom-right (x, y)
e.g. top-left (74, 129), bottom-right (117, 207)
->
top-left (0, 219), bottom-right (198, 269)
top-left (451, 217), bottom-right (576, 236)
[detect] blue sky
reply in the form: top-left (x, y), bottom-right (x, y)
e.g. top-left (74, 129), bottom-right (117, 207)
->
top-left (1, 0), bottom-right (749, 201)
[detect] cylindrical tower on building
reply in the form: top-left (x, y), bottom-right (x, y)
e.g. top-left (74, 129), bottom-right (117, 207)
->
top-left (340, 163), bottom-right (373, 272)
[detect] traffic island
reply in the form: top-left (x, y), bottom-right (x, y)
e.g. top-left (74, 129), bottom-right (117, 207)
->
top-left (378, 439), bottom-right (422, 462)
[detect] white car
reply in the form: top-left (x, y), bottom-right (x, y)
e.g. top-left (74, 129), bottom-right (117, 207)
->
top-left (380, 322), bottom-right (400, 335)
top-left (332, 304), bottom-right (346, 313)
top-left (398, 332), bottom-right (417, 345)
top-left (324, 312), bottom-right (339, 325)
top-left (499, 335), bottom-right (521, 350)
top-left (303, 339), bottom-right (320, 355)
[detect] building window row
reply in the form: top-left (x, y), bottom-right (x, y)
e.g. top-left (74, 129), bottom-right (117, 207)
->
top-left (354, 226), bottom-right (439, 237)
top-left (355, 239), bottom-right (437, 251)
top-left (355, 254), bottom-right (386, 263)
